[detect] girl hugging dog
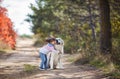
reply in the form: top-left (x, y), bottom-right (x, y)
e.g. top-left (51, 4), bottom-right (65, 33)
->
top-left (39, 38), bottom-right (59, 70)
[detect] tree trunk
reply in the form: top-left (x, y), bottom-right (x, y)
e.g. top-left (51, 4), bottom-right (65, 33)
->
top-left (88, 0), bottom-right (96, 41)
top-left (99, 0), bottom-right (112, 54)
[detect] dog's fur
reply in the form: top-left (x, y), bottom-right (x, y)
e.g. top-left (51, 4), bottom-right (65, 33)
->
top-left (47, 38), bottom-right (64, 69)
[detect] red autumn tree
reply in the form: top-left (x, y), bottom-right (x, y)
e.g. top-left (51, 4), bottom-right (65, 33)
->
top-left (0, 3), bottom-right (17, 49)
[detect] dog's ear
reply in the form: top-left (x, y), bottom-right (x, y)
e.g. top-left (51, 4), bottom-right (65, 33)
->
top-left (56, 38), bottom-right (64, 45)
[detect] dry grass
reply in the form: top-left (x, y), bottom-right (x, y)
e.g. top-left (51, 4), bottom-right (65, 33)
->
top-left (0, 41), bottom-right (11, 50)
top-left (72, 52), bottom-right (117, 78)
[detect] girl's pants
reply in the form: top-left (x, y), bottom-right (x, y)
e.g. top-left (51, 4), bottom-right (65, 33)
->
top-left (40, 53), bottom-right (48, 69)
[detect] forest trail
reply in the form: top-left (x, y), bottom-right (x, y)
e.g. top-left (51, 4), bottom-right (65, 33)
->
top-left (0, 38), bottom-right (109, 79)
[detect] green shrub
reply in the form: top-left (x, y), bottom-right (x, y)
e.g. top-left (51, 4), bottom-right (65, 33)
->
top-left (23, 64), bottom-right (36, 72)
top-left (108, 71), bottom-right (120, 79)
top-left (20, 34), bottom-right (33, 39)
top-left (90, 60), bottom-right (106, 68)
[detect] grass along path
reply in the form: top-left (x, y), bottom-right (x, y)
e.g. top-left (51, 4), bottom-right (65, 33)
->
top-left (0, 38), bottom-right (109, 79)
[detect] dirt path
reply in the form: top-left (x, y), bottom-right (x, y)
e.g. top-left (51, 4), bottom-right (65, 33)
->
top-left (0, 38), bottom-right (109, 79)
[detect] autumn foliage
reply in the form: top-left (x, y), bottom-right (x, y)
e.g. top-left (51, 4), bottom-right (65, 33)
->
top-left (0, 6), bottom-right (17, 49)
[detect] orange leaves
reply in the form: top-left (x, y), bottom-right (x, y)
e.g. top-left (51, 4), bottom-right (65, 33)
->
top-left (0, 6), bottom-right (17, 49)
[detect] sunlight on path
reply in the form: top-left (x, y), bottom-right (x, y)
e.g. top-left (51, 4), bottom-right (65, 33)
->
top-left (0, 38), bottom-right (39, 75)
top-left (0, 38), bottom-right (108, 79)
top-left (27, 62), bottom-right (106, 79)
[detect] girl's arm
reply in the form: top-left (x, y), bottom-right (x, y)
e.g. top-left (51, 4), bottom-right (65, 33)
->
top-left (49, 47), bottom-right (60, 53)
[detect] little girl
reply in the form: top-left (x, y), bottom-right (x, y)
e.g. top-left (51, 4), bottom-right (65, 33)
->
top-left (39, 38), bottom-right (59, 70)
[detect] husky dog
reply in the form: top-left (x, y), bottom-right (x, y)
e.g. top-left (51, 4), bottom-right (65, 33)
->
top-left (47, 38), bottom-right (64, 69)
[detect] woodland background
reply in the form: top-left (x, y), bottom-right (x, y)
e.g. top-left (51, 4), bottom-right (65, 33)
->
top-left (0, 0), bottom-right (120, 78)
top-left (26, 0), bottom-right (120, 78)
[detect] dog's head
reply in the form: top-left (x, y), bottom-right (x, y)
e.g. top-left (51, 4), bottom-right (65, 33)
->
top-left (56, 38), bottom-right (64, 45)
